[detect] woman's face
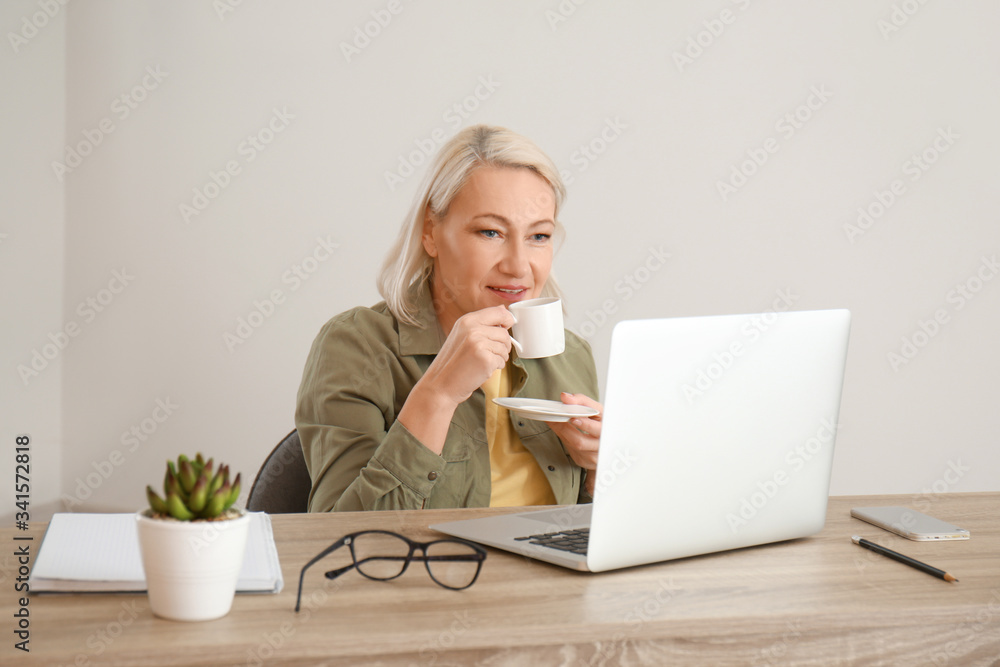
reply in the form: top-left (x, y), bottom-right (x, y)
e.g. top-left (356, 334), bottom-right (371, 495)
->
top-left (422, 166), bottom-right (557, 333)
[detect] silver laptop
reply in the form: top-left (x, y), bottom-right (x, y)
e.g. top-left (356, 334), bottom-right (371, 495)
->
top-left (431, 309), bottom-right (851, 572)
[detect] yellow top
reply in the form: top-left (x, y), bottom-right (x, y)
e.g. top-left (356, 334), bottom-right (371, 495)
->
top-left (481, 363), bottom-right (557, 507)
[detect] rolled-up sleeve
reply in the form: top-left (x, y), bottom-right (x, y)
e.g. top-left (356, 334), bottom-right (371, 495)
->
top-left (295, 312), bottom-right (444, 512)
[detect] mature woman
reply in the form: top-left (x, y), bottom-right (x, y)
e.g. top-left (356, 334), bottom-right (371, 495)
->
top-left (296, 125), bottom-right (603, 512)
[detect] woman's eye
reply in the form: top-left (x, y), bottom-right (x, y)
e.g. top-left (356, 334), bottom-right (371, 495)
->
top-left (531, 233), bottom-right (551, 242)
top-left (479, 229), bottom-right (500, 239)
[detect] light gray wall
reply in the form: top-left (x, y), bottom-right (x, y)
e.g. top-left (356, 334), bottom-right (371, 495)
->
top-left (2, 0), bottom-right (65, 521)
top-left (3, 1), bottom-right (998, 520)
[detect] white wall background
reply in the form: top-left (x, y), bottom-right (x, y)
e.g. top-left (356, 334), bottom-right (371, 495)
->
top-left (2, 0), bottom-right (65, 521)
top-left (3, 1), bottom-right (998, 521)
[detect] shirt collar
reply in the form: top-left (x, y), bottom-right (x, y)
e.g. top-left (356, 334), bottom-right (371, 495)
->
top-left (397, 276), bottom-right (446, 356)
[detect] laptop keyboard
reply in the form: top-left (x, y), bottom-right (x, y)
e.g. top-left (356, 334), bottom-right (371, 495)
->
top-left (514, 528), bottom-right (590, 555)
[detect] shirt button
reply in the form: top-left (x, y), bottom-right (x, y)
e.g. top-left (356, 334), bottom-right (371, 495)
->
top-left (427, 471), bottom-right (439, 481)
top-left (518, 421), bottom-right (525, 427)
top-left (547, 465), bottom-right (556, 472)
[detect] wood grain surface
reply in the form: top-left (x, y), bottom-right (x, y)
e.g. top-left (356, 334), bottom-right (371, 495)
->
top-left (3, 493), bottom-right (998, 666)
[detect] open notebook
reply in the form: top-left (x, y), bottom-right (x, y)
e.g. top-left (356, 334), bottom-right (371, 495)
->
top-left (29, 512), bottom-right (283, 593)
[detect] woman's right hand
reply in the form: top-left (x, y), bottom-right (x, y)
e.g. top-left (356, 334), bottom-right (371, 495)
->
top-left (419, 305), bottom-right (516, 406)
top-left (398, 305), bottom-right (515, 455)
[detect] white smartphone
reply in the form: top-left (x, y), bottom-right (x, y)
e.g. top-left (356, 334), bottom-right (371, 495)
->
top-left (850, 506), bottom-right (970, 541)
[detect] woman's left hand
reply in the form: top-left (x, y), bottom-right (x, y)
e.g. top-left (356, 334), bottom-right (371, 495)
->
top-left (548, 392), bottom-right (603, 491)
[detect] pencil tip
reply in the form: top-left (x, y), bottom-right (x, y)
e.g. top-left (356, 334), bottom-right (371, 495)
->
top-left (945, 574), bottom-right (959, 583)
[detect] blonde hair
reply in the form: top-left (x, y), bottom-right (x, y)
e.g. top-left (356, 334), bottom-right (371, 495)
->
top-left (377, 124), bottom-right (567, 326)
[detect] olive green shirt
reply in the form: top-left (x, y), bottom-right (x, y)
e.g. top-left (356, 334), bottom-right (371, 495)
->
top-left (295, 279), bottom-right (599, 512)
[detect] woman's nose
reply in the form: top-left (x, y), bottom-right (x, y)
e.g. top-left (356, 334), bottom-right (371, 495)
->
top-left (498, 241), bottom-right (530, 277)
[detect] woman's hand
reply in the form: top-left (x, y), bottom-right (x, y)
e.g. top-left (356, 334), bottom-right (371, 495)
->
top-left (421, 305), bottom-right (517, 405)
top-left (548, 392), bottom-right (603, 494)
top-left (398, 306), bottom-right (515, 455)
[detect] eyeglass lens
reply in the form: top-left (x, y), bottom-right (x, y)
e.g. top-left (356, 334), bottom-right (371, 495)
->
top-left (351, 532), bottom-right (411, 580)
top-left (422, 540), bottom-right (482, 590)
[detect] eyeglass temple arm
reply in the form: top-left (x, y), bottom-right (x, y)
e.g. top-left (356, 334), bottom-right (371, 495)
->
top-left (295, 535), bottom-right (351, 612)
top-left (323, 562), bottom-right (358, 580)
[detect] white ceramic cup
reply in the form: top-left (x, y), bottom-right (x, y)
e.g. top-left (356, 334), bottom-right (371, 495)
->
top-left (508, 297), bottom-right (565, 358)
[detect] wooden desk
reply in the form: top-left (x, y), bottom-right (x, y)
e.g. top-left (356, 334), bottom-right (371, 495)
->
top-left (4, 493), bottom-right (999, 666)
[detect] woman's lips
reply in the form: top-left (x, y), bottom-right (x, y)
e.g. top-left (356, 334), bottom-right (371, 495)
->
top-left (488, 286), bottom-right (528, 301)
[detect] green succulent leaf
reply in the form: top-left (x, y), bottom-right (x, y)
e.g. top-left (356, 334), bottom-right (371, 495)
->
top-left (147, 486), bottom-right (169, 515)
top-left (225, 473), bottom-right (242, 511)
top-left (165, 461), bottom-right (177, 494)
top-left (166, 492), bottom-right (195, 520)
top-left (208, 466), bottom-right (226, 496)
top-left (187, 475), bottom-right (209, 513)
top-left (165, 469), bottom-right (187, 502)
top-left (178, 459), bottom-right (197, 494)
top-left (202, 483), bottom-right (231, 518)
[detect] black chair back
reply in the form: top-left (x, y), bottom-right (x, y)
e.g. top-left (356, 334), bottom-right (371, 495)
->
top-left (246, 430), bottom-right (311, 513)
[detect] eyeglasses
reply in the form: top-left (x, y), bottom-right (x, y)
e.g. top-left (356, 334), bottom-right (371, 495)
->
top-left (295, 530), bottom-right (487, 611)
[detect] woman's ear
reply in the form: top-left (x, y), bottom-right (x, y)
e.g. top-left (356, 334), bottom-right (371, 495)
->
top-left (421, 211), bottom-right (438, 258)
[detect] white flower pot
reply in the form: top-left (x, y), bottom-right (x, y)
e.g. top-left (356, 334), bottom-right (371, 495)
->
top-left (135, 509), bottom-right (250, 622)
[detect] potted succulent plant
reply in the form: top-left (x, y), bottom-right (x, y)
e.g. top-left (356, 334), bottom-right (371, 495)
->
top-left (136, 454), bottom-right (249, 622)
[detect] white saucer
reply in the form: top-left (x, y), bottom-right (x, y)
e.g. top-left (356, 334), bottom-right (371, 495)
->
top-left (492, 398), bottom-right (599, 423)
